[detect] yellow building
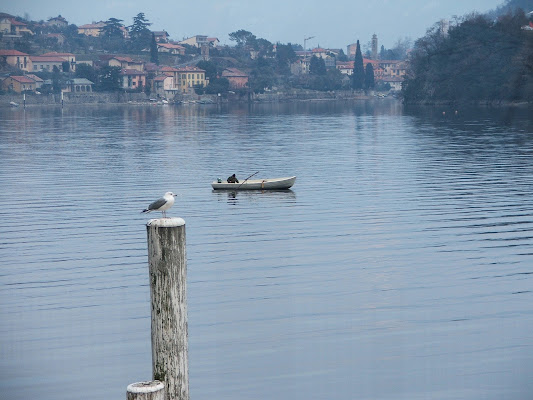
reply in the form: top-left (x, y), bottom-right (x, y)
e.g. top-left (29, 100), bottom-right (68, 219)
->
top-left (41, 52), bottom-right (76, 72)
top-left (0, 49), bottom-right (32, 72)
top-left (173, 66), bottom-right (207, 94)
top-left (77, 22), bottom-right (105, 37)
top-left (2, 75), bottom-right (36, 93)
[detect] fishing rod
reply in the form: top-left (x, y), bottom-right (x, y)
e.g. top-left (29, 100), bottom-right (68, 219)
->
top-left (237, 171), bottom-right (259, 188)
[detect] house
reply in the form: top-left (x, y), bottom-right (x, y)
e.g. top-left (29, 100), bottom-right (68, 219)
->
top-left (25, 74), bottom-right (44, 89)
top-left (8, 19), bottom-right (33, 36)
top-left (378, 60), bottom-right (406, 78)
top-left (120, 69), bottom-right (146, 90)
top-left (151, 75), bottom-right (177, 97)
top-left (0, 16), bottom-right (33, 37)
top-left (381, 76), bottom-right (403, 91)
top-left (171, 66), bottom-right (207, 94)
top-left (0, 49), bottom-right (32, 72)
top-left (109, 56), bottom-right (144, 72)
top-left (290, 58), bottom-right (311, 75)
top-left (160, 66), bottom-right (179, 76)
top-left (77, 22), bottom-right (105, 37)
top-left (30, 56), bottom-right (66, 72)
top-left (2, 75), bottom-right (36, 93)
top-left (144, 63), bottom-right (160, 74)
top-left (207, 37), bottom-right (220, 47)
top-left (336, 61), bottom-right (354, 75)
top-left (65, 78), bottom-right (94, 93)
top-left (0, 14), bottom-right (14, 35)
top-left (47, 15), bottom-right (68, 28)
top-left (156, 43), bottom-right (186, 55)
top-left (179, 35), bottom-right (209, 48)
top-left (77, 21), bottom-right (128, 38)
top-left (221, 68), bottom-right (248, 89)
top-left (152, 31), bottom-right (169, 42)
top-left (40, 52), bottom-right (76, 72)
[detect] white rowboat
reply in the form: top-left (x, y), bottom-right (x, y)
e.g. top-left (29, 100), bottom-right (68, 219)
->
top-left (212, 176), bottom-right (296, 190)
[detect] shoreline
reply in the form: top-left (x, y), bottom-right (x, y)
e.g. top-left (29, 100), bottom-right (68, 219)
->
top-left (0, 89), bottom-right (387, 108)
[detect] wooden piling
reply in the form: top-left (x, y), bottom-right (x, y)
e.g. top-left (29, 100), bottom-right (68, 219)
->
top-left (146, 217), bottom-right (189, 400)
top-left (127, 381), bottom-right (165, 400)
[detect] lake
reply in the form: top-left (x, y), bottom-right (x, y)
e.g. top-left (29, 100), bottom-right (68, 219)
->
top-left (1, 100), bottom-right (532, 400)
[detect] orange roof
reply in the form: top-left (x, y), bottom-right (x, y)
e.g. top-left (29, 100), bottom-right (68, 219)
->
top-left (25, 74), bottom-right (44, 82)
top-left (7, 75), bottom-right (35, 83)
top-left (121, 69), bottom-right (146, 75)
top-left (175, 66), bottom-right (205, 73)
top-left (158, 43), bottom-right (185, 49)
top-left (222, 68), bottom-right (247, 77)
top-left (10, 19), bottom-right (27, 26)
top-left (0, 49), bottom-right (29, 56)
top-left (79, 23), bottom-right (104, 29)
top-left (30, 56), bottom-right (65, 62)
top-left (112, 56), bottom-right (133, 62)
top-left (160, 66), bottom-right (179, 72)
top-left (41, 52), bottom-right (74, 57)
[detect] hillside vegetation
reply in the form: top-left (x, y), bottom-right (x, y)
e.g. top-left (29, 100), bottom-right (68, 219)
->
top-left (402, 9), bottom-right (533, 104)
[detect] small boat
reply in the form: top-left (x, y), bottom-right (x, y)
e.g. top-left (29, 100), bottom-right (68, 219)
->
top-left (212, 176), bottom-right (296, 190)
top-left (9, 101), bottom-right (19, 107)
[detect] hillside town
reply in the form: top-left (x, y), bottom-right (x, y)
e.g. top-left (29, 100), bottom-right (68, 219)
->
top-left (0, 11), bottom-right (409, 102)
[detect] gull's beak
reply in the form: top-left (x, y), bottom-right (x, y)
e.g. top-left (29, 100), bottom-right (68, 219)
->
top-left (173, 194), bottom-right (177, 197)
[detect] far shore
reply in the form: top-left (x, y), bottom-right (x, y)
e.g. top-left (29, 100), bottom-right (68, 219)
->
top-left (0, 89), bottom-right (390, 108)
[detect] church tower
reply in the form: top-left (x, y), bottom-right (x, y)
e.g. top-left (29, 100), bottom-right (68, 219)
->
top-left (371, 34), bottom-right (378, 60)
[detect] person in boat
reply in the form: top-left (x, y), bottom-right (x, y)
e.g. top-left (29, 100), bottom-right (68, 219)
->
top-left (227, 174), bottom-right (239, 183)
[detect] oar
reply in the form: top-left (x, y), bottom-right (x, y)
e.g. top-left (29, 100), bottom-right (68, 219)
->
top-left (237, 171), bottom-right (259, 188)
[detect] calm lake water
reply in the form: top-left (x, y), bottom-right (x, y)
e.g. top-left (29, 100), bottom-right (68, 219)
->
top-left (1, 101), bottom-right (532, 400)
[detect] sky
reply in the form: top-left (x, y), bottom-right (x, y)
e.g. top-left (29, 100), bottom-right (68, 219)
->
top-left (4, 0), bottom-right (505, 49)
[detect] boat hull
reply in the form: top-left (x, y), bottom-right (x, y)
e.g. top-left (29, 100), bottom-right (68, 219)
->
top-left (211, 176), bottom-right (296, 190)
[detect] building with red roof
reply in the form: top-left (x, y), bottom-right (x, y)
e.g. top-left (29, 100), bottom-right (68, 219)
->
top-left (221, 68), bottom-right (248, 89)
top-left (120, 69), bottom-right (147, 90)
top-left (30, 56), bottom-right (66, 72)
top-left (0, 49), bottom-right (32, 71)
top-left (2, 75), bottom-right (37, 93)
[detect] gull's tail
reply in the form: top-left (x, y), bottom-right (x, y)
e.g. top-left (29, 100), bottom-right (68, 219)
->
top-left (141, 209), bottom-right (151, 213)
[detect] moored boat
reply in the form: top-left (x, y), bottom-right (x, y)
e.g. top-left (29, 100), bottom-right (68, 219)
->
top-left (211, 176), bottom-right (296, 190)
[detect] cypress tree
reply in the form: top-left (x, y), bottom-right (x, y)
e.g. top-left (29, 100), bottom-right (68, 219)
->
top-left (150, 33), bottom-right (159, 65)
top-left (365, 63), bottom-right (375, 89)
top-left (352, 40), bottom-right (365, 90)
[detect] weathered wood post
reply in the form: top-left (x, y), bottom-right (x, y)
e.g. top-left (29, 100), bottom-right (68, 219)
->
top-left (146, 218), bottom-right (189, 400)
top-left (127, 381), bottom-right (165, 400)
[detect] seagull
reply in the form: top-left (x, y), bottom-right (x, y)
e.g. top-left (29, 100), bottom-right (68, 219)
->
top-left (142, 192), bottom-right (177, 218)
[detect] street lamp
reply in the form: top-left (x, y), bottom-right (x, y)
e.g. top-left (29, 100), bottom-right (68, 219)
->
top-left (304, 35), bottom-right (315, 53)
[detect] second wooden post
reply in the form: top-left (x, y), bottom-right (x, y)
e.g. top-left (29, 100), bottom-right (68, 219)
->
top-left (146, 218), bottom-right (189, 400)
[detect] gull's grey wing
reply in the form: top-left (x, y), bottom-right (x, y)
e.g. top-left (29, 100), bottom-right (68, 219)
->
top-left (148, 197), bottom-right (167, 211)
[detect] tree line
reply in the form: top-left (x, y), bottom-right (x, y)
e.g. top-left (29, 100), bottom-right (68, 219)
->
top-left (402, 7), bottom-right (533, 104)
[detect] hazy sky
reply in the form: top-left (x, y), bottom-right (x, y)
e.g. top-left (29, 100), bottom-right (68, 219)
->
top-left (4, 0), bottom-right (505, 49)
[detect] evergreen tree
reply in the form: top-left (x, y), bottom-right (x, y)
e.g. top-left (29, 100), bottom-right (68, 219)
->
top-left (310, 55), bottom-right (326, 75)
top-left (352, 40), bottom-right (365, 90)
top-left (275, 43), bottom-right (297, 75)
top-left (52, 65), bottom-right (61, 93)
top-left (97, 66), bottom-right (121, 91)
top-left (150, 33), bottom-right (159, 65)
top-left (129, 13), bottom-right (152, 51)
top-left (102, 18), bottom-right (124, 39)
top-left (365, 63), bottom-right (375, 89)
top-left (196, 60), bottom-right (217, 81)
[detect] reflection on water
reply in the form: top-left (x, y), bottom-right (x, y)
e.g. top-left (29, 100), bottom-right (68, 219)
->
top-left (1, 101), bottom-right (533, 400)
top-left (212, 189), bottom-right (296, 204)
